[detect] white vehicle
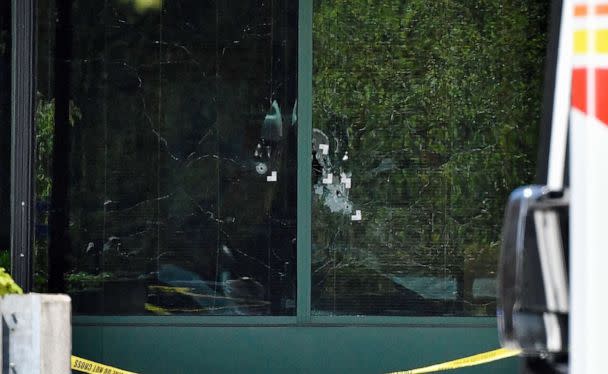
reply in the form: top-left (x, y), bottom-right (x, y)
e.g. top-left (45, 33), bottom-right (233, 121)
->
top-left (498, 0), bottom-right (608, 373)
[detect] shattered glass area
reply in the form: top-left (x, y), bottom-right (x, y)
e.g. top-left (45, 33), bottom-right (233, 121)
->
top-left (35, 0), bottom-right (298, 315)
top-left (311, 1), bottom-right (548, 316)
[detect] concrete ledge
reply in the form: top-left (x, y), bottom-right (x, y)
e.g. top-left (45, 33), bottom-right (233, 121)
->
top-left (0, 293), bottom-right (71, 374)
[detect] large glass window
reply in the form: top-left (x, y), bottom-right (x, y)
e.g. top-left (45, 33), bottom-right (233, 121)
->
top-left (311, 0), bottom-right (548, 316)
top-left (32, 0), bottom-right (549, 318)
top-left (35, 0), bottom-right (298, 315)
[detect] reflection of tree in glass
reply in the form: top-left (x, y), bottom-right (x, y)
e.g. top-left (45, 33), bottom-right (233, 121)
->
top-left (312, 0), bottom-right (548, 315)
top-left (34, 98), bottom-right (81, 291)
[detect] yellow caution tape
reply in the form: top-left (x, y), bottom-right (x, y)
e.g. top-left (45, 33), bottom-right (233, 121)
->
top-left (388, 348), bottom-right (521, 374)
top-left (71, 347), bottom-right (517, 374)
top-left (71, 355), bottom-right (138, 374)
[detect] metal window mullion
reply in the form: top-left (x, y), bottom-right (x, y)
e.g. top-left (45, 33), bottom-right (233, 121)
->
top-left (10, 0), bottom-right (36, 292)
top-left (296, 0), bottom-right (312, 324)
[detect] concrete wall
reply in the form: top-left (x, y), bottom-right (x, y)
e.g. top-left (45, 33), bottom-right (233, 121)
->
top-left (0, 294), bottom-right (71, 374)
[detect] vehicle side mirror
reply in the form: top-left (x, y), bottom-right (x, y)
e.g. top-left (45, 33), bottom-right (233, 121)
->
top-left (498, 185), bottom-right (569, 356)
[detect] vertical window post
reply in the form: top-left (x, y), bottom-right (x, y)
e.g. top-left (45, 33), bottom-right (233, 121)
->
top-left (297, 0), bottom-right (312, 323)
top-left (47, 0), bottom-right (71, 293)
top-left (10, 0), bottom-right (36, 291)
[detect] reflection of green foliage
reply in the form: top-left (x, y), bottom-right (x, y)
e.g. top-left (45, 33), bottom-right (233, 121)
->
top-left (35, 98), bottom-right (81, 199)
top-left (65, 272), bottom-right (112, 292)
top-left (0, 251), bottom-right (10, 272)
top-left (149, 285), bottom-right (192, 294)
top-left (0, 267), bottom-right (23, 296)
top-left (36, 100), bottom-right (55, 199)
top-left (34, 98), bottom-right (81, 292)
top-left (313, 0), bottom-right (548, 313)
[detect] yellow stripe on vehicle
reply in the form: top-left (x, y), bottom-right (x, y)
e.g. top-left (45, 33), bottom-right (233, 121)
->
top-left (387, 348), bottom-right (521, 374)
top-left (597, 29), bottom-right (608, 53)
top-left (71, 355), bottom-right (138, 374)
top-left (574, 30), bottom-right (588, 54)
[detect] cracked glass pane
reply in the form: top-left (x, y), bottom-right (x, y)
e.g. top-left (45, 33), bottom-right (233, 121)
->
top-left (35, 0), bottom-right (298, 315)
top-left (311, 0), bottom-right (549, 316)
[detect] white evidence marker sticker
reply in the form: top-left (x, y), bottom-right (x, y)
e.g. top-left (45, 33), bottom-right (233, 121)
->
top-left (266, 171), bottom-right (277, 182)
top-left (322, 173), bottom-right (333, 184)
top-left (341, 176), bottom-right (351, 189)
top-left (319, 144), bottom-right (329, 155)
top-left (351, 210), bottom-right (362, 221)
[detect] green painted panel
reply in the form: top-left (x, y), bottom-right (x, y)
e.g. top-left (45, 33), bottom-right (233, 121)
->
top-left (72, 327), bottom-right (102, 361)
top-left (73, 324), bottom-right (516, 374)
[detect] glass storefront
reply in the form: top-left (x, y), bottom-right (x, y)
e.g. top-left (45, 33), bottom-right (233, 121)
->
top-left (0, 1), bottom-right (555, 372)
top-left (28, 0), bottom-right (548, 318)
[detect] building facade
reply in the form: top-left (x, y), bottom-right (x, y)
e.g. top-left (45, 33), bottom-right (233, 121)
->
top-left (1, 0), bottom-right (552, 372)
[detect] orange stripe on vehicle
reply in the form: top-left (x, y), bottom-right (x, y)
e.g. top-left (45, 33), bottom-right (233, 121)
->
top-left (596, 4), bottom-right (608, 15)
top-left (575, 4), bottom-right (608, 16)
top-left (574, 4), bottom-right (588, 17)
